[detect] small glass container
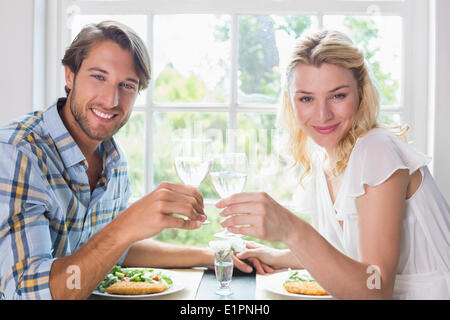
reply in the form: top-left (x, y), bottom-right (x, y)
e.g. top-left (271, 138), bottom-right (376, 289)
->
top-left (210, 240), bottom-right (234, 296)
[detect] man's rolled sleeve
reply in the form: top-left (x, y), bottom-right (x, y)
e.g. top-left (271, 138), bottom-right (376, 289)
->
top-left (2, 257), bottom-right (57, 300)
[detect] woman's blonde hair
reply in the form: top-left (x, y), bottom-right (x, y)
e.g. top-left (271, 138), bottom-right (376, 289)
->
top-left (280, 30), bottom-right (406, 182)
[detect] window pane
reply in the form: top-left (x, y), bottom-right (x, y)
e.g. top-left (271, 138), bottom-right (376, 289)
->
top-left (237, 113), bottom-right (301, 203)
top-left (154, 206), bottom-right (224, 246)
top-left (238, 15), bottom-right (318, 105)
top-left (323, 15), bottom-right (402, 107)
top-left (378, 112), bottom-right (402, 126)
top-left (153, 15), bottom-right (231, 104)
top-left (69, 15), bottom-right (148, 106)
top-left (113, 112), bottom-right (145, 200)
top-left (152, 111), bottom-right (228, 199)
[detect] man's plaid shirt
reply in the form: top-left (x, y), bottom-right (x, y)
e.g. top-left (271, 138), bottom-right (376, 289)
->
top-left (0, 98), bottom-right (131, 299)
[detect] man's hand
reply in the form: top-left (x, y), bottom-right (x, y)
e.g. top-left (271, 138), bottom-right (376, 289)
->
top-left (121, 182), bottom-right (207, 243)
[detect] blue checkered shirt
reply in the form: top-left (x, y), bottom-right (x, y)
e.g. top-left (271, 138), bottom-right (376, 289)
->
top-left (0, 99), bottom-right (131, 299)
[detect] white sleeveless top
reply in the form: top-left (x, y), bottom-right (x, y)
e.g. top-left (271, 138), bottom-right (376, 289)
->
top-left (293, 128), bottom-right (450, 299)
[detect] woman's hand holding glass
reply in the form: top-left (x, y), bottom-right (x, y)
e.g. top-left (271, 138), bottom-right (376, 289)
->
top-left (216, 192), bottom-right (296, 243)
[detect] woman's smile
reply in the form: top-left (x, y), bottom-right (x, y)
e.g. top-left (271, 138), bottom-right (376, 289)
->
top-left (312, 123), bottom-right (340, 135)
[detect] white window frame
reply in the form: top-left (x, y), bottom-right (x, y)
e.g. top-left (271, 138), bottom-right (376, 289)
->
top-left (42, 0), bottom-right (430, 194)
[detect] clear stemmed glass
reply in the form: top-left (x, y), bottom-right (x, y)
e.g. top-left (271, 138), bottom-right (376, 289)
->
top-left (173, 138), bottom-right (212, 225)
top-left (209, 152), bottom-right (248, 238)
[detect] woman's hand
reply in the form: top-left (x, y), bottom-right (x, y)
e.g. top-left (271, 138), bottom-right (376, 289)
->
top-left (203, 248), bottom-right (258, 274)
top-left (238, 242), bottom-right (276, 275)
top-left (237, 241), bottom-right (278, 274)
top-left (216, 192), bottom-right (295, 243)
top-left (237, 241), bottom-right (303, 274)
top-left (232, 253), bottom-right (256, 274)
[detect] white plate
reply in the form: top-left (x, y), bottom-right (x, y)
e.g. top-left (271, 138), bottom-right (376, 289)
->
top-left (91, 268), bottom-right (184, 299)
top-left (262, 269), bottom-right (334, 300)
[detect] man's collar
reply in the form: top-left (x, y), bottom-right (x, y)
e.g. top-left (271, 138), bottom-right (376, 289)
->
top-left (43, 98), bottom-right (86, 168)
top-left (43, 98), bottom-right (121, 169)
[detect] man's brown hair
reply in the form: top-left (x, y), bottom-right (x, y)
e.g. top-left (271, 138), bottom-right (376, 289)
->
top-left (62, 20), bottom-right (151, 95)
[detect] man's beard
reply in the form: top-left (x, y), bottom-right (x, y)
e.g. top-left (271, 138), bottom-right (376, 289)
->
top-left (69, 84), bottom-right (130, 141)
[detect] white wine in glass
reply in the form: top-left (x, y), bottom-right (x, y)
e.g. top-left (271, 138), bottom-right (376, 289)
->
top-left (173, 139), bottom-right (211, 225)
top-left (210, 153), bottom-right (248, 238)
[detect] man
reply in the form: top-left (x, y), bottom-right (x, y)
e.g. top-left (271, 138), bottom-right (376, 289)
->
top-left (0, 21), bottom-right (254, 300)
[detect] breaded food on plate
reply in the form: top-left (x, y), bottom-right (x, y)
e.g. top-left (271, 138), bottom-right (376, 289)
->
top-left (106, 280), bottom-right (169, 295)
top-left (283, 270), bottom-right (329, 296)
top-left (283, 280), bottom-right (329, 296)
top-left (97, 265), bottom-right (173, 295)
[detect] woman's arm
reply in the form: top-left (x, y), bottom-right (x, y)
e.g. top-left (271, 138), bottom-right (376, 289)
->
top-left (219, 169), bottom-right (409, 299)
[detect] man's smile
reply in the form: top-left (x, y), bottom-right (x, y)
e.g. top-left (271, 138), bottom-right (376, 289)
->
top-left (91, 108), bottom-right (117, 121)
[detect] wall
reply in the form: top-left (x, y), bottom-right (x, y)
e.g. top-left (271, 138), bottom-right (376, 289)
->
top-left (430, 0), bottom-right (450, 200)
top-left (0, 0), bottom-right (34, 125)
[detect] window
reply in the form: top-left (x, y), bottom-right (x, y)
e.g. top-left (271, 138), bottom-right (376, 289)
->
top-left (53, 0), bottom-right (426, 247)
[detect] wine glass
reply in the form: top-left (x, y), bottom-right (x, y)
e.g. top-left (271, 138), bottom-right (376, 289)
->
top-left (173, 138), bottom-right (212, 225)
top-left (210, 153), bottom-right (248, 238)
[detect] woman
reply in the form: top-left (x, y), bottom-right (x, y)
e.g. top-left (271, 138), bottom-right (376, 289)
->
top-left (217, 30), bottom-right (450, 299)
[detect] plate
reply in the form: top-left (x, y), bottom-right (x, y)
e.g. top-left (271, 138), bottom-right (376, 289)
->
top-left (91, 268), bottom-right (184, 299)
top-left (262, 269), bottom-right (334, 300)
